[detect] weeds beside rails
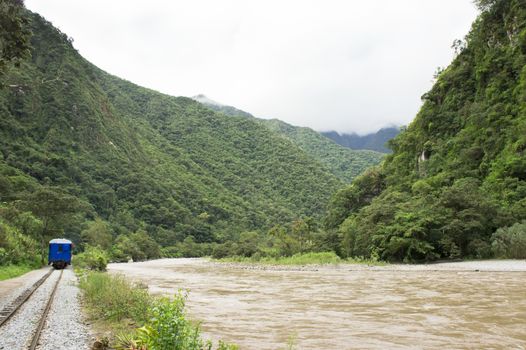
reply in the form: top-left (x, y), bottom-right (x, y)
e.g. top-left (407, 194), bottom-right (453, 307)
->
top-left (217, 251), bottom-right (387, 266)
top-left (78, 271), bottom-right (238, 350)
top-left (0, 264), bottom-right (34, 281)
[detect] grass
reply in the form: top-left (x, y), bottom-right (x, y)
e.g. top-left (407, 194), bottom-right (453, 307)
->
top-left (217, 251), bottom-right (387, 266)
top-left (78, 271), bottom-right (152, 325)
top-left (78, 271), bottom-right (237, 349)
top-left (0, 264), bottom-right (34, 281)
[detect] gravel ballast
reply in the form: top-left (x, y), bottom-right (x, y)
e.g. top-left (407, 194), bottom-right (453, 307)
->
top-left (0, 270), bottom-right (61, 350)
top-left (0, 268), bottom-right (91, 350)
top-left (0, 268), bottom-right (52, 312)
top-left (36, 268), bottom-right (91, 350)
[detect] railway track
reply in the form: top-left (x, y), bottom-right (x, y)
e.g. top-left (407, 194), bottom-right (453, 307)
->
top-left (0, 268), bottom-right (63, 350)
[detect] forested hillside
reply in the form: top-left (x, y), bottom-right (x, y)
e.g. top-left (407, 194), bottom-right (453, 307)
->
top-left (192, 94), bottom-right (254, 119)
top-left (261, 119), bottom-right (384, 183)
top-left (192, 96), bottom-right (384, 183)
top-left (0, 8), bottom-right (344, 264)
top-left (326, 0), bottom-right (526, 262)
top-left (322, 127), bottom-right (400, 153)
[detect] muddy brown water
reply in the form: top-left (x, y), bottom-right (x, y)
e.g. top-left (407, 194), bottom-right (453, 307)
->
top-left (109, 259), bottom-right (526, 349)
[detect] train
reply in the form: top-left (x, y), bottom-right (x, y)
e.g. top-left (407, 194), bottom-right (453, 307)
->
top-left (48, 238), bottom-right (73, 269)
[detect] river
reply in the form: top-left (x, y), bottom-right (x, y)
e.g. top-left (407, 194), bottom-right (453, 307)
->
top-left (108, 258), bottom-right (526, 349)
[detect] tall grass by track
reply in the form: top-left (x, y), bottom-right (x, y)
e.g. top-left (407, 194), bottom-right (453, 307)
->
top-left (0, 264), bottom-right (34, 281)
top-left (78, 271), bottom-right (237, 350)
top-left (79, 272), bottom-right (152, 325)
top-left (218, 251), bottom-right (386, 266)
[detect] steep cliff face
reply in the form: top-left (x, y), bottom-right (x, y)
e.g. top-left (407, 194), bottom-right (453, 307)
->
top-left (327, 0), bottom-right (526, 262)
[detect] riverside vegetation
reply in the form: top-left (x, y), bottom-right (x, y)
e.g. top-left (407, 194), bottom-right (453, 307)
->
top-left (78, 271), bottom-right (237, 349)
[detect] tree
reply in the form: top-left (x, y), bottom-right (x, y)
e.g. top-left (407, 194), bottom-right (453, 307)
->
top-left (236, 231), bottom-right (259, 257)
top-left (22, 187), bottom-right (81, 264)
top-left (113, 230), bottom-right (161, 262)
top-left (473, 0), bottom-right (498, 12)
top-left (130, 230), bottom-right (160, 260)
top-left (291, 219), bottom-right (313, 253)
top-left (81, 218), bottom-right (113, 250)
top-left (0, 0), bottom-right (32, 76)
top-left (324, 167), bottom-right (385, 230)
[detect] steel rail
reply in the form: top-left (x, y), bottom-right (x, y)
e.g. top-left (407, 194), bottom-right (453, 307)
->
top-left (0, 268), bottom-right (54, 328)
top-left (29, 269), bottom-right (63, 350)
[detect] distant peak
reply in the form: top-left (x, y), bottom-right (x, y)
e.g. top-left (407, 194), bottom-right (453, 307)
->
top-left (191, 94), bottom-right (223, 106)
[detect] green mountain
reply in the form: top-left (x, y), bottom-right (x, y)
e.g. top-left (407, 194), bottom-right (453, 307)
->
top-left (326, 0), bottom-right (526, 262)
top-left (191, 96), bottom-right (384, 183)
top-left (321, 127), bottom-right (400, 153)
top-left (0, 11), bottom-right (344, 247)
top-left (260, 119), bottom-right (384, 183)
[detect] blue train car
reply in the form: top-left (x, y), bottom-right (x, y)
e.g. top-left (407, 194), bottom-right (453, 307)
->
top-left (48, 238), bottom-right (73, 269)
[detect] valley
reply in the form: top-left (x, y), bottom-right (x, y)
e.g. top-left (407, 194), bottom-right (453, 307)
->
top-left (1, 0), bottom-right (525, 349)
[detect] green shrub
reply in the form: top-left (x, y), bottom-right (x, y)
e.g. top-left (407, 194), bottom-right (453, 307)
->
top-left (112, 231), bottom-right (161, 262)
top-left (80, 273), bottom-right (237, 349)
top-left (0, 220), bottom-right (40, 267)
top-left (133, 293), bottom-right (205, 350)
top-left (162, 238), bottom-right (214, 258)
top-left (491, 221), bottom-right (526, 259)
top-left (117, 293), bottom-right (237, 350)
top-left (79, 272), bottom-right (152, 324)
top-left (74, 245), bottom-right (109, 271)
top-left (211, 242), bottom-right (238, 259)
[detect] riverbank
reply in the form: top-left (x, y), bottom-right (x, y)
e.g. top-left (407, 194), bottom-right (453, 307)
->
top-left (217, 252), bottom-right (385, 267)
top-left (78, 270), bottom-right (238, 349)
top-left (212, 257), bottom-right (526, 272)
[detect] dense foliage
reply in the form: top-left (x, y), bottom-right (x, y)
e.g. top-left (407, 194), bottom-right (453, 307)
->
top-left (0, 213), bottom-right (40, 266)
top-left (0, 0), bottom-right (31, 76)
top-left (491, 221), bottom-right (526, 259)
top-left (261, 119), bottom-right (384, 183)
top-left (73, 245), bottom-right (109, 271)
top-left (0, 10), bottom-right (347, 261)
top-left (322, 127), bottom-right (400, 153)
top-left (193, 96), bottom-right (384, 183)
top-left (2, 1), bottom-right (523, 266)
top-left (326, 0), bottom-right (526, 262)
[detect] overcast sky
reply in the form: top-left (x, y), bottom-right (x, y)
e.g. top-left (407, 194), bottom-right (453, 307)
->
top-left (25, 0), bottom-right (479, 134)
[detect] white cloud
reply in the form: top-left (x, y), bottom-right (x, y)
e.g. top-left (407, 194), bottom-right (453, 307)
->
top-left (25, 0), bottom-right (478, 134)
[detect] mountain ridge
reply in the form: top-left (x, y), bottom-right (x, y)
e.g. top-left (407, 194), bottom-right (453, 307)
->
top-left (191, 95), bottom-right (385, 183)
top-left (321, 127), bottom-right (400, 153)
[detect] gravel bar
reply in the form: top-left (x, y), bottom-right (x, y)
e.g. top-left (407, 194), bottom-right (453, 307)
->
top-left (36, 268), bottom-right (91, 350)
top-left (211, 259), bottom-right (526, 272)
